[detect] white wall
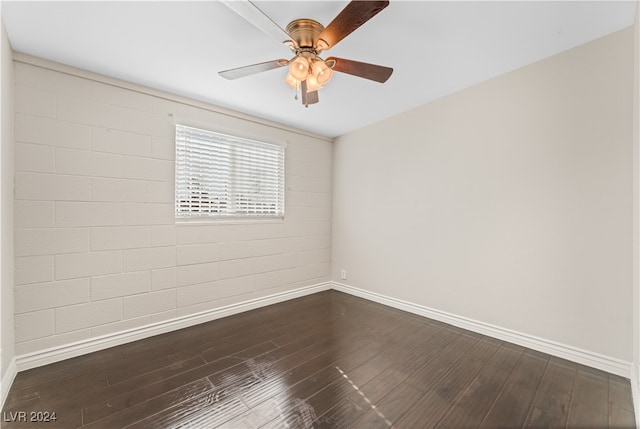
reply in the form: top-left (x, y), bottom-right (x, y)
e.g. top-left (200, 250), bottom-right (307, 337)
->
top-left (0, 12), bottom-right (15, 400)
top-left (333, 28), bottom-right (633, 363)
top-left (12, 57), bottom-right (331, 358)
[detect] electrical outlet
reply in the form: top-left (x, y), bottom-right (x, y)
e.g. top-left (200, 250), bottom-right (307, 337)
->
top-left (341, 269), bottom-right (347, 280)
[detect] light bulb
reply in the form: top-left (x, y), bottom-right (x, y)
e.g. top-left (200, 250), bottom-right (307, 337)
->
top-left (312, 60), bottom-right (333, 85)
top-left (289, 56), bottom-right (309, 81)
top-left (305, 74), bottom-right (323, 92)
top-left (284, 72), bottom-right (299, 89)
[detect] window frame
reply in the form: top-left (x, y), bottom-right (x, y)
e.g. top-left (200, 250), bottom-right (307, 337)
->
top-left (174, 124), bottom-right (286, 223)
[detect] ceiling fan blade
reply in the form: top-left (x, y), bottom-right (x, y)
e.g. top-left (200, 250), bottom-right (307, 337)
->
top-left (304, 90), bottom-right (319, 106)
top-left (327, 57), bottom-right (393, 83)
top-left (220, 0), bottom-right (295, 47)
top-left (219, 59), bottom-right (289, 80)
top-left (301, 80), bottom-right (319, 106)
top-left (316, 1), bottom-right (389, 50)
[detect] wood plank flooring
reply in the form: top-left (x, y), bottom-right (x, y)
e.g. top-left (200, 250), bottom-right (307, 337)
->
top-left (2, 290), bottom-right (636, 428)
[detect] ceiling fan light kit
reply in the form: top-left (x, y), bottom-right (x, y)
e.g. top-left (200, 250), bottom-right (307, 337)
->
top-left (284, 48), bottom-right (334, 96)
top-left (219, 0), bottom-right (394, 107)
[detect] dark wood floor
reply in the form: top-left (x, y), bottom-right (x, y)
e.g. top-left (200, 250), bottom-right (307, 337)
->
top-left (2, 290), bottom-right (636, 428)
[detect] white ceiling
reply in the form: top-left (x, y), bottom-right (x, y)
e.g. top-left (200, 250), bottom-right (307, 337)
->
top-left (1, 1), bottom-right (637, 138)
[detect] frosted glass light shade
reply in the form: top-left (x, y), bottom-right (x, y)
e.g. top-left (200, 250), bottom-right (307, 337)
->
top-left (289, 56), bottom-right (309, 81)
top-left (312, 60), bottom-right (333, 85)
top-left (284, 72), bottom-right (299, 89)
top-left (305, 74), bottom-right (323, 92)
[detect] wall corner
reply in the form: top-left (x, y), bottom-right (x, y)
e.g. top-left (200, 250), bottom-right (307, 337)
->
top-left (632, 0), bottom-right (640, 425)
top-left (0, 9), bottom-right (16, 407)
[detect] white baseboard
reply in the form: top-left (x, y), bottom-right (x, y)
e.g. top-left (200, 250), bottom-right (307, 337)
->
top-left (10, 280), bottom-right (634, 383)
top-left (1, 357), bottom-right (17, 409)
top-left (332, 282), bottom-right (632, 379)
top-left (16, 282), bottom-right (331, 372)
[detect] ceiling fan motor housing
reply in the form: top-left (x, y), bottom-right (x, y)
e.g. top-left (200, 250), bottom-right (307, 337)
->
top-left (285, 19), bottom-right (325, 51)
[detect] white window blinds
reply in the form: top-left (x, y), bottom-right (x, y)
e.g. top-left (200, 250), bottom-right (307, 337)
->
top-left (175, 125), bottom-right (285, 219)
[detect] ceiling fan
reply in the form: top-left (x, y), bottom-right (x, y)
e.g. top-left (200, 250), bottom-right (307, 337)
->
top-left (219, 0), bottom-right (393, 107)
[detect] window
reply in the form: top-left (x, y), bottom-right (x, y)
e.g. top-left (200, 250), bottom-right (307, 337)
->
top-left (175, 124), bottom-right (285, 220)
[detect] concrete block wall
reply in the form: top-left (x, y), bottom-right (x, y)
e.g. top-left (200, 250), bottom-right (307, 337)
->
top-left (13, 59), bottom-right (332, 356)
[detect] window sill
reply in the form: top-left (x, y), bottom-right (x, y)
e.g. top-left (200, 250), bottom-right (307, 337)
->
top-left (175, 216), bottom-right (285, 226)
